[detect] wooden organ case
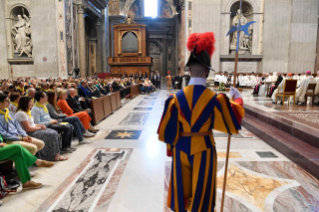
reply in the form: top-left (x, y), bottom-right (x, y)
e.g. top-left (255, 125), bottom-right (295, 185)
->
top-left (108, 22), bottom-right (151, 76)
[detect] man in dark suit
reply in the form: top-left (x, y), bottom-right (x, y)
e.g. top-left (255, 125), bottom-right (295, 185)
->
top-left (112, 79), bottom-right (125, 99)
top-left (129, 72), bottom-right (134, 78)
top-left (172, 75), bottom-right (176, 89)
top-left (144, 72), bottom-right (148, 79)
top-left (88, 81), bottom-right (102, 97)
top-left (156, 72), bottom-right (161, 89)
top-left (268, 73), bottom-right (283, 97)
top-left (150, 73), bottom-right (155, 86)
top-left (67, 88), bottom-right (93, 118)
top-left (134, 72), bottom-right (139, 80)
top-left (139, 73), bottom-right (143, 80)
top-left (78, 80), bottom-right (92, 108)
top-left (175, 73), bottom-right (183, 89)
top-left (184, 72), bottom-right (190, 86)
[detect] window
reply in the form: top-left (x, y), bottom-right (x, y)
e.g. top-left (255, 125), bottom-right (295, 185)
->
top-left (144, 0), bottom-right (158, 17)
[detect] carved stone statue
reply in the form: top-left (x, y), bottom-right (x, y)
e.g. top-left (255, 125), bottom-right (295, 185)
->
top-left (230, 9), bottom-right (252, 54)
top-left (11, 14), bottom-right (32, 58)
top-left (124, 13), bottom-right (135, 25)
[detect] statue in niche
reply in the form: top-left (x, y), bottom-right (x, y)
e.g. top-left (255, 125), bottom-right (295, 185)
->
top-left (11, 13), bottom-right (32, 58)
top-left (230, 9), bottom-right (252, 54)
top-left (150, 43), bottom-right (160, 54)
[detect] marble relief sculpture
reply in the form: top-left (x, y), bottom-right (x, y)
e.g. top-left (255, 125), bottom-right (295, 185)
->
top-left (11, 14), bottom-right (33, 58)
top-left (230, 9), bottom-right (252, 54)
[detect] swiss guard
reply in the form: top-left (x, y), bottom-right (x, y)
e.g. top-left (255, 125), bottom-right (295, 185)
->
top-left (157, 32), bottom-right (245, 212)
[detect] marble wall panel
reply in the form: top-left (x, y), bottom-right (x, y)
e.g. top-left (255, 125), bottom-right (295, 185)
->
top-left (192, 0), bottom-right (222, 74)
top-left (288, 0), bottom-right (318, 73)
top-left (0, 1), bottom-right (9, 78)
top-left (262, 0), bottom-right (291, 73)
top-left (30, 0), bottom-right (59, 77)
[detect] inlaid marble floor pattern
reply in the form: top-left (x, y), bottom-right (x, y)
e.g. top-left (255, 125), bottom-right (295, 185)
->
top-left (1, 90), bottom-right (319, 212)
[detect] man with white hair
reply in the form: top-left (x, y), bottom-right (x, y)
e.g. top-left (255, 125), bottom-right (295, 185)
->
top-left (252, 72), bottom-right (266, 95)
top-left (258, 73), bottom-right (272, 96)
top-left (26, 88), bottom-right (36, 103)
top-left (293, 70), bottom-right (317, 105)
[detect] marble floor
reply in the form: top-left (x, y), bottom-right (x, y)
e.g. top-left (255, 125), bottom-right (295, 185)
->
top-left (1, 89), bottom-right (319, 212)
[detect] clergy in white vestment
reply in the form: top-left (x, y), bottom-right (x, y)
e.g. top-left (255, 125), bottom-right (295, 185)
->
top-left (293, 73), bottom-right (299, 81)
top-left (249, 74), bottom-right (257, 87)
top-left (214, 72), bottom-right (220, 86)
top-left (239, 74), bottom-right (252, 87)
top-left (293, 70), bottom-right (317, 105)
top-left (252, 73), bottom-right (266, 94)
top-left (300, 73), bottom-right (307, 81)
top-left (220, 74), bottom-right (227, 84)
top-left (271, 73), bottom-right (292, 103)
top-left (231, 75), bottom-right (238, 85)
top-left (272, 72), bottom-right (278, 82)
top-left (314, 71), bottom-right (319, 105)
top-left (258, 74), bottom-right (272, 96)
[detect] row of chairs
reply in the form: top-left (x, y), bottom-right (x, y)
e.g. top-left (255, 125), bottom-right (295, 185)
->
top-left (275, 80), bottom-right (318, 105)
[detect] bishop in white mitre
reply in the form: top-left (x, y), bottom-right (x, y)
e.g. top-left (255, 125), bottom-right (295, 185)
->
top-left (293, 70), bottom-right (317, 105)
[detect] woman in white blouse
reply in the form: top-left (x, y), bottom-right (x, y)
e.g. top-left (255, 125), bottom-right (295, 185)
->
top-left (15, 96), bottom-right (68, 161)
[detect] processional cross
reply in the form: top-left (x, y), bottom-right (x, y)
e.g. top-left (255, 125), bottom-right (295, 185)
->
top-left (220, 1), bottom-right (255, 212)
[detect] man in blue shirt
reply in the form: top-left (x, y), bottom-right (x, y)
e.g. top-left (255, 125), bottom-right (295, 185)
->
top-left (0, 93), bottom-right (44, 155)
top-left (31, 91), bottom-right (75, 153)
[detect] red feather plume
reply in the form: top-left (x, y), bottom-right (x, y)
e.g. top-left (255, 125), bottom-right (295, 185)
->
top-left (186, 32), bottom-right (216, 58)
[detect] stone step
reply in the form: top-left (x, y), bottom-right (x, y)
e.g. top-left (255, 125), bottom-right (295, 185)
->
top-left (244, 104), bottom-right (319, 150)
top-left (243, 113), bottom-right (319, 180)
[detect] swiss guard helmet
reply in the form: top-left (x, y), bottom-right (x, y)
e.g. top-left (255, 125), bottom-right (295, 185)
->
top-left (186, 32), bottom-right (216, 78)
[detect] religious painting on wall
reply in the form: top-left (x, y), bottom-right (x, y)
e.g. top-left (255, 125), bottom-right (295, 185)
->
top-left (73, 4), bottom-right (78, 69)
top-left (89, 42), bottom-right (96, 75)
top-left (109, 0), bottom-right (120, 16)
top-left (129, 0), bottom-right (141, 18)
top-left (65, 0), bottom-right (73, 74)
top-left (160, 1), bottom-right (173, 18)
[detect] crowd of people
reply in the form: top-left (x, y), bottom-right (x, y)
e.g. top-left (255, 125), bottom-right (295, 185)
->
top-left (0, 74), bottom-right (159, 191)
top-left (251, 71), bottom-right (319, 105)
top-left (212, 71), bottom-right (319, 105)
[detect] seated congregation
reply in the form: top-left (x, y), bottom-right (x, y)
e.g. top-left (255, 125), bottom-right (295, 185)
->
top-left (0, 75), bottom-right (157, 192)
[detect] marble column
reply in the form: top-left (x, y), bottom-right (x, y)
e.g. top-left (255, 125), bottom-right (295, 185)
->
top-left (96, 19), bottom-right (102, 73)
top-left (77, 5), bottom-right (86, 76)
top-left (101, 8), bottom-right (108, 73)
top-left (179, 6), bottom-right (186, 74)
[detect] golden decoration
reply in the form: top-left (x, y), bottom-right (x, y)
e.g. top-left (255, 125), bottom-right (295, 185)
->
top-left (113, 131), bottom-right (136, 139)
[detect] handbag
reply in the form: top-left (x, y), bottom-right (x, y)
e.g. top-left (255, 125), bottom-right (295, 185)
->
top-left (0, 174), bottom-right (19, 201)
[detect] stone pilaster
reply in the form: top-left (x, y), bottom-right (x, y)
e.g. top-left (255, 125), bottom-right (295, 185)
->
top-left (96, 19), bottom-right (102, 73)
top-left (77, 4), bottom-right (86, 76)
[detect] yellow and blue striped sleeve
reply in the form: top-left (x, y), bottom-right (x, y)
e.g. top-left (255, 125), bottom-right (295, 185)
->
top-left (213, 93), bottom-right (244, 134)
top-left (157, 95), bottom-right (180, 145)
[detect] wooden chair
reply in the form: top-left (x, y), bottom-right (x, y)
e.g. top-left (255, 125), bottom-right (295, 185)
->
top-left (305, 83), bottom-right (317, 105)
top-left (275, 79), bottom-right (297, 106)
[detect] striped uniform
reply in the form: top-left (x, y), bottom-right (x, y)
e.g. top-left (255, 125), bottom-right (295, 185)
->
top-left (158, 85), bottom-right (244, 212)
